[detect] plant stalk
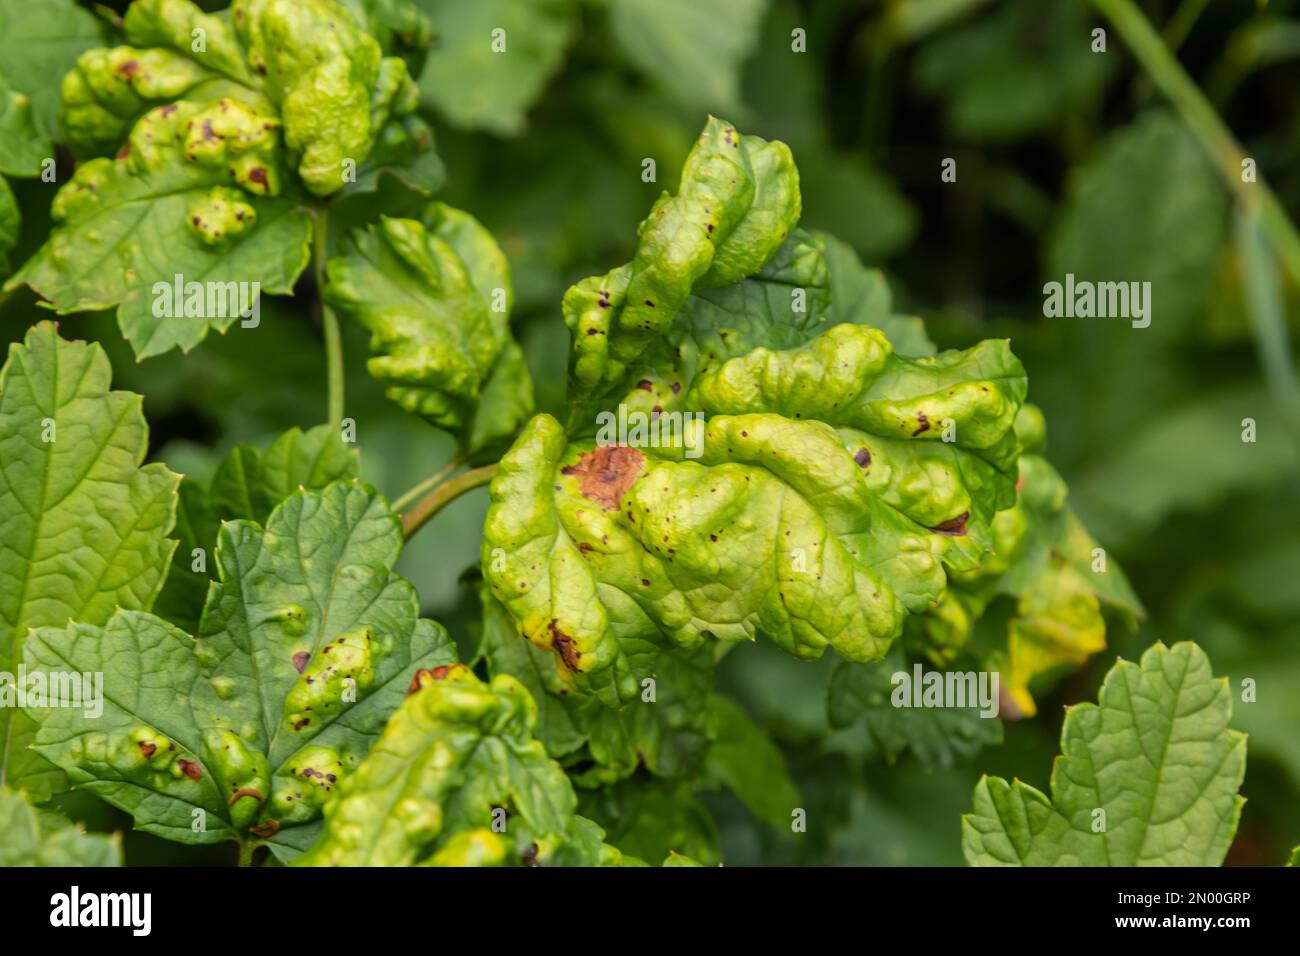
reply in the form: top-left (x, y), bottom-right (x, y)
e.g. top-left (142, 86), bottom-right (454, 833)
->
top-left (310, 206), bottom-right (345, 430)
top-left (401, 463), bottom-right (499, 541)
top-left (392, 455), bottom-right (463, 513)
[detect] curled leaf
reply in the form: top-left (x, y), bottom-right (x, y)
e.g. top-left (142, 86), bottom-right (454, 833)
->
top-left (325, 202), bottom-right (533, 449)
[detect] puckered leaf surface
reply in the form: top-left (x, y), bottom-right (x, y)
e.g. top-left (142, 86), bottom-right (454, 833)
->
top-left (325, 202), bottom-right (533, 450)
top-left (483, 412), bottom-right (951, 706)
top-left (5, 0), bottom-right (437, 358)
top-left (297, 663), bottom-right (615, 866)
top-left (963, 641), bottom-right (1246, 866)
top-left (0, 322), bottom-right (179, 802)
top-left (0, 786), bottom-right (121, 866)
top-left (564, 116), bottom-right (802, 403)
top-left (24, 481), bottom-right (452, 855)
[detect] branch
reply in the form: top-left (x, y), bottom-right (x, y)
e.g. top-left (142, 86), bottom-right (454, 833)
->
top-left (400, 463), bottom-right (499, 541)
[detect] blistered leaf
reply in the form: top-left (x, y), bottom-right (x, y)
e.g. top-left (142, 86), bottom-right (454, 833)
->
top-left (963, 641), bottom-right (1246, 866)
top-left (923, 432), bottom-right (1141, 718)
top-left (605, 0), bottom-right (765, 116)
top-left (482, 413), bottom-right (949, 706)
top-left (565, 116), bottom-right (801, 403)
top-left (0, 322), bottom-right (179, 802)
top-left (153, 424), bottom-right (359, 633)
top-left (0, 786), bottom-right (121, 866)
top-left (296, 664), bottom-right (577, 865)
top-left (24, 482), bottom-right (453, 853)
top-left (325, 202), bottom-right (533, 447)
top-left (6, 0), bottom-right (437, 358)
top-left (414, 0), bottom-right (576, 136)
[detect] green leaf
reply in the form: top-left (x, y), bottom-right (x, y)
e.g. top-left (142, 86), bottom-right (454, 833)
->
top-left (0, 786), bottom-right (121, 866)
top-left (0, 79), bottom-right (47, 178)
top-left (817, 231), bottom-right (936, 356)
top-left (915, 0), bottom-right (1113, 141)
top-left (578, 776), bottom-right (720, 865)
top-left (414, 0), bottom-right (576, 136)
top-left (482, 412), bottom-right (951, 707)
top-left (923, 442), bottom-right (1142, 718)
top-left (6, 0), bottom-right (437, 359)
top-left (296, 664), bottom-right (578, 865)
top-left (24, 481), bottom-right (454, 852)
top-left (705, 694), bottom-right (801, 828)
top-left (325, 202), bottom-right (533, 446)
top-left (0, 322), bottom-right (179, 802)
top-left (0, 0), bottom-right (102, 161)
top-left (478, 587), bottom-right (585, 760)
top-left (605, 0), bottom-right (766, 116)
top-left (0, 174), bottom-right (17, 274)
top-left (827, 648), bottom-right (1003, 769)
top-left (962, 641), bottom-right (1246, 866)
top-left (564, 117), bottom-right (801, 404)
top-left (153, 424), bottom-right (360, 633)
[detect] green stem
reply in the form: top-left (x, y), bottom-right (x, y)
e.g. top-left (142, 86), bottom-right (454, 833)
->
top-left (401, 463), bottom-right (499, 541)
top-left (237, 840), bottom-right (255, 867)
top-left (1093, 0), bottom-right (1300, 292)
top-left (392, 454), bottom-right (463, 513)
top-left (310, 206), bottom-right (345, 429)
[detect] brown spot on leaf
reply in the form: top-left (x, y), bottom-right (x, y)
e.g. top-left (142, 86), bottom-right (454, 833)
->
top-left (406, 665), bottom-right (451, 696)
top-left (137, 741), bottom-right (156, 759)
top-left (248, 167), bottom-right (268, 187)
top-left (927, 512), bottom-right (969, 536)
top-left (912, 413), bottom-right (930, 437)
top-left (561, 444), bottom-right (645, 511)
top-left (855, 448), bottom-right (871, 469)
top-left (228, 787), bottom-right (265, 806)
top-left (177, 759), bottom-right (202, 780)
top-left (118, 59), bottom-right (140, 77)
top-left (250, 820), bottom-right (279, 838)
top-left (549, 621), bottom-right (581, 670)
top-left (292, 650), bottom-right (310, 672)
top-left (636, 379), bottom-right (653, 392)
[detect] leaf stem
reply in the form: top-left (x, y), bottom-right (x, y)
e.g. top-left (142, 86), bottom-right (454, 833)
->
top-left (401, 463), bottom-right (499, 541)
top-left (237, 840), bottom-right (255, 867)
top-left (1093, 0), bottom-right (1300, 291)
top-left (392, 454), bottom-right (463, 513)
top-left (310, 206), bottom-right (345, 429)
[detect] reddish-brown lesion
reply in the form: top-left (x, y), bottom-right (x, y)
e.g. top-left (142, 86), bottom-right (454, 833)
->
top-left (561, 445), bottom-right (645, 511)
top-left (406, 664), bottom-right (453, 696)
top-left (548, 620), bottom-right (581, 671)
top-left (927, 512), bottom-right (970, 536)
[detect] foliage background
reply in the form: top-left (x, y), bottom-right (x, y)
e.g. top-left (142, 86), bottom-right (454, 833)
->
top-left (2, 0), bottom-right (1296, 865)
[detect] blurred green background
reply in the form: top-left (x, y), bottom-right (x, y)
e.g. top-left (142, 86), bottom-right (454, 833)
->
top-left (3, 0), bottom-right (1297, 865)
